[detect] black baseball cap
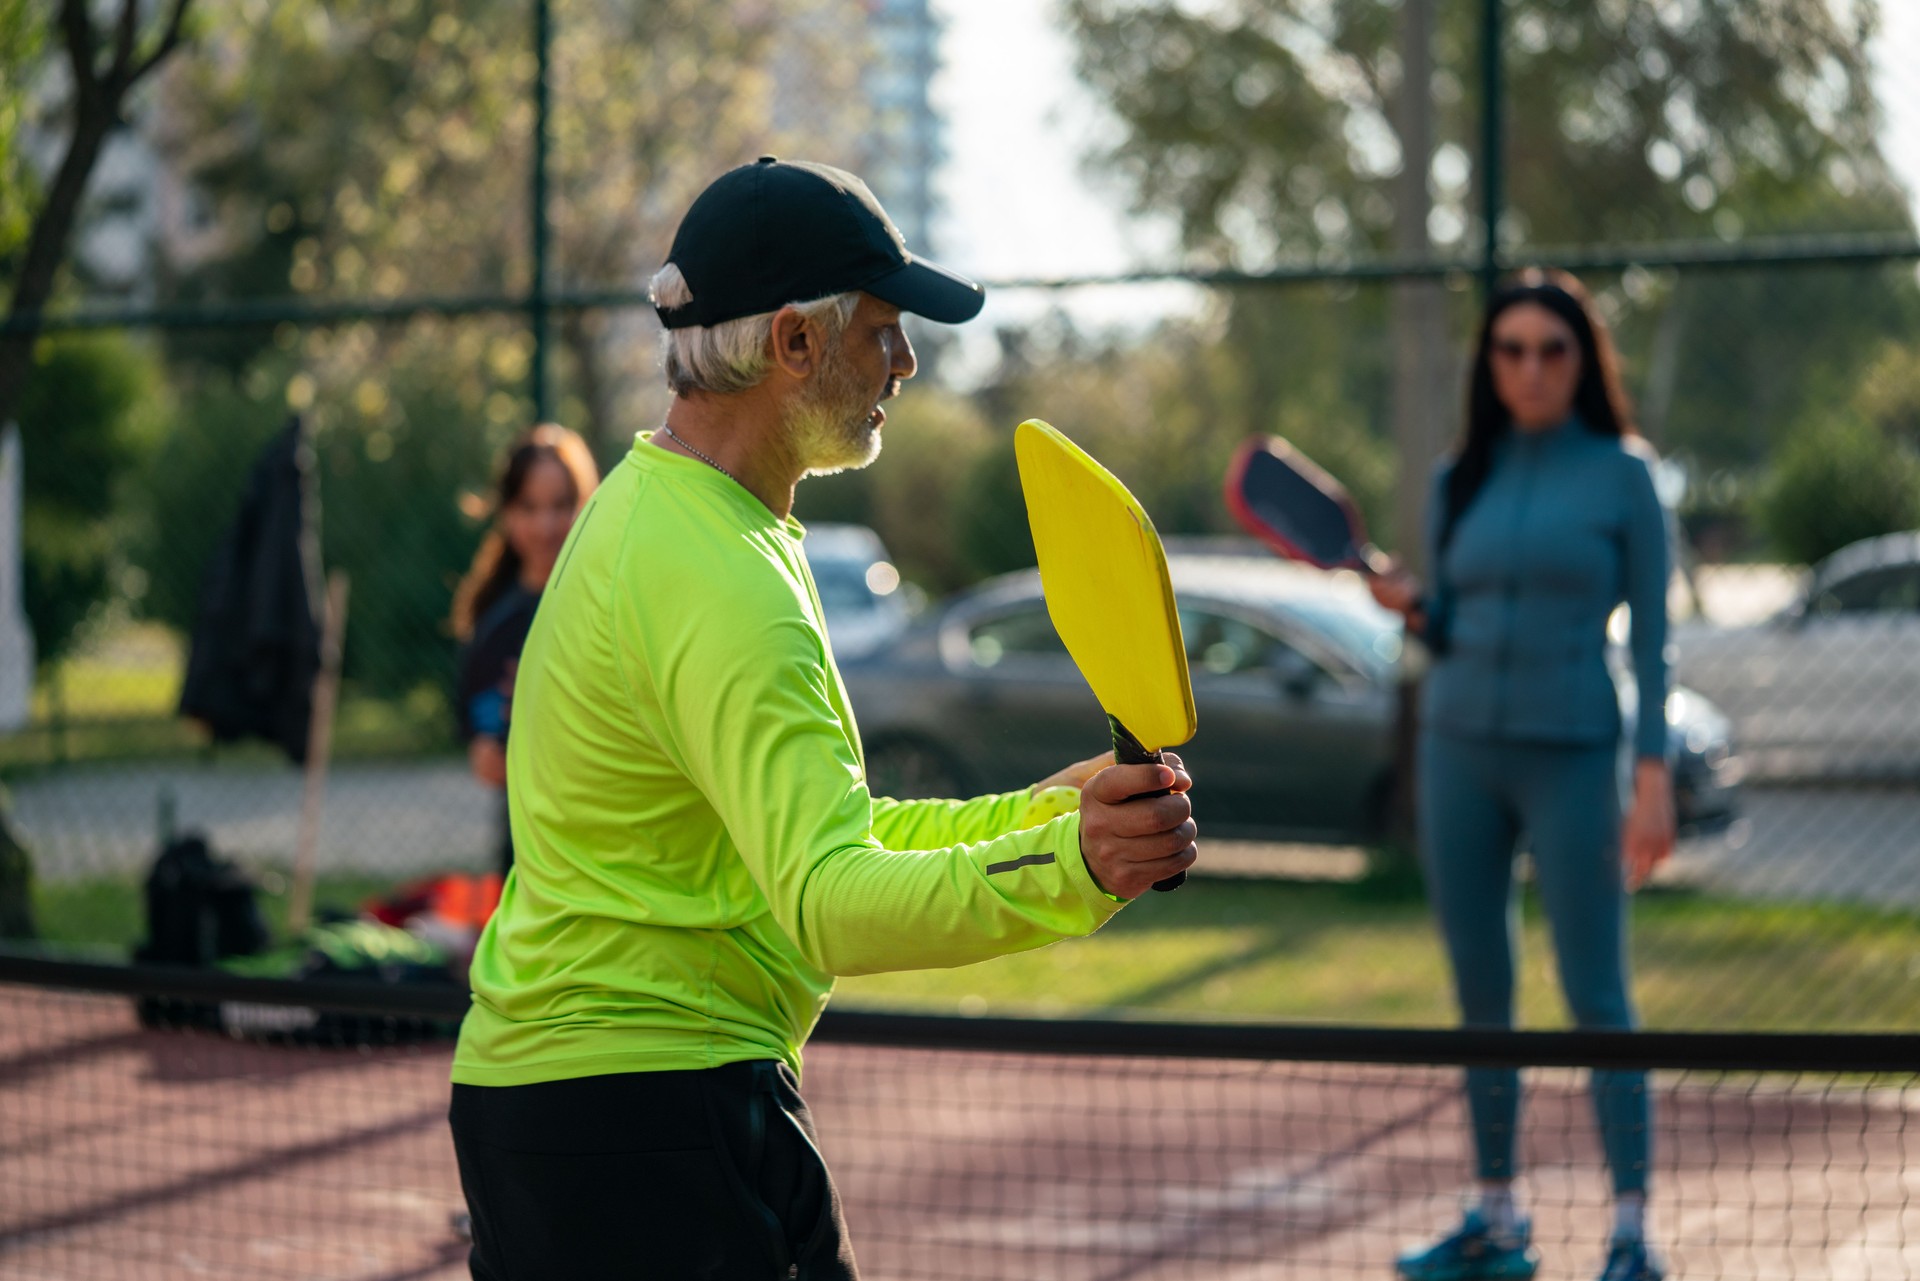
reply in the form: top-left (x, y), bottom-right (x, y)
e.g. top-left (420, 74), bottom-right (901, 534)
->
top-left (653, 157), bottom-right (985, 330)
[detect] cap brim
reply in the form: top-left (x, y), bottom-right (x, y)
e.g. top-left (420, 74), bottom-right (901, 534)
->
top-left (863, 257), bottom-right (986, 324)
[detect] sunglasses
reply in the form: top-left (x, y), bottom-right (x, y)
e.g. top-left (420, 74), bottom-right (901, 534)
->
top-left (1491, 337), bottom-right (1572, 364)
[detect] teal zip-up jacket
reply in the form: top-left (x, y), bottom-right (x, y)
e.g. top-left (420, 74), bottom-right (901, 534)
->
top-left (1422, 417), bottom-right (1671, 761)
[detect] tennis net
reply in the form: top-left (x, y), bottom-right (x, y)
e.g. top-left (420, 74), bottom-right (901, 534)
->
top-left (2, 960), bottom-right (1916, 1280)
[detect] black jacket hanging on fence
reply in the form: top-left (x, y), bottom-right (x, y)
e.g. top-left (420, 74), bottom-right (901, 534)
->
top-left (178, 415), bottom-right (324, 764)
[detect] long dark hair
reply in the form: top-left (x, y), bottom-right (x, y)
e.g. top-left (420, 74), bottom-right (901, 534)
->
top-left (1440, 269), bottom-right (1639, 551)
top-left (451, 424), bottom-right (600, 640)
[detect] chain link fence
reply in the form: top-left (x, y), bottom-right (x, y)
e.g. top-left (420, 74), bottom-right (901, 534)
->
top-left (3, 0), bottom-right (1918, 1038)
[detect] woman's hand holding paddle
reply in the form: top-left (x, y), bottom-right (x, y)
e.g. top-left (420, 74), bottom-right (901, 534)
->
top-left (1366, 558), bottom-right (1429, 634)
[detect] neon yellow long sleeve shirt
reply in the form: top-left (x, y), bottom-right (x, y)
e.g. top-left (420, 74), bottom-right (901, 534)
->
top-left (451, 436), bottom-right (1124, 1086)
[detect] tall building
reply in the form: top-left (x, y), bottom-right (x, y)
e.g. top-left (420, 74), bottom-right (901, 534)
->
top-left (860, 0), bottom-right (945, 255)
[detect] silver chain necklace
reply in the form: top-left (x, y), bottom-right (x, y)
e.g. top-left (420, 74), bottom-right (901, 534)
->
top-left (660, 425), bottom-right (739, 485)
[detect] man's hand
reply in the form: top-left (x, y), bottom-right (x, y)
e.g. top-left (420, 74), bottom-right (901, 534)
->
top-left (1078, 752), bottom-right (1197, 899)
top-left (1032, 751), bottom-right (1115, 795)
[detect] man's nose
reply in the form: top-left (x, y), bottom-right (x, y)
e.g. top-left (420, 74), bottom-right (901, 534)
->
top-left (890, 324), bottom-right (918, 381)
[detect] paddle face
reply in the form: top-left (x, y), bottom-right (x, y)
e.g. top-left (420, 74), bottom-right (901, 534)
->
top-left (1014, 420), bottom-right (1196, 755)
top-left (1225, 436), bottom-right (1378, 573)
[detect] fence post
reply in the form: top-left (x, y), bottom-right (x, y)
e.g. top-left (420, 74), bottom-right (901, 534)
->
top-left (1479, 0), bottom-right (1504, 300)
top-left (530, 0), bottom-right (554, 421)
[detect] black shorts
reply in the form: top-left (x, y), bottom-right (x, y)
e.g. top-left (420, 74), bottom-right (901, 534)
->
top-left (449, 1060), bottom-right (857, 1280)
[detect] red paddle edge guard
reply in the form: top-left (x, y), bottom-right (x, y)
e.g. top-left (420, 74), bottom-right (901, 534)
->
top-left (1222, 436), bottom-right (1375, 574)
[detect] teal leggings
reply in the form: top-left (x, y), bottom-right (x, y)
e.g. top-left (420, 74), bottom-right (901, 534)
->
top-left (1417, 732), bottom-right (1649, 1195)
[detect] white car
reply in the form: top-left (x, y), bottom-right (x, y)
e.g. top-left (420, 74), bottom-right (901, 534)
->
top-left (803, 523), bottom-right (914, 661)
top-left (1674, 531), bottom-right (1920, 782)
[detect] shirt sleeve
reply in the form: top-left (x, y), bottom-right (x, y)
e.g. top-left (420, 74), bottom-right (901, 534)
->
top-left (647, 604), bottom-right (1124, 978)
top-left (870, 790), bottom-right (1032, 849)
top-left (1622, 450), bottom-right (1672, 760)
top-left (1421, 463), bottom-right (1456, 654)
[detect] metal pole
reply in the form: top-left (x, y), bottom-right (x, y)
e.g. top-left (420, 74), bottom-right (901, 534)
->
top-left (1479, 0), bottom-right (1504, 299)
top-left (530, 0), bottom-right (553, 421)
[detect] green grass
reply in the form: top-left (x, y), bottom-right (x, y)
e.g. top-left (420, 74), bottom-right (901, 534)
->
top-left (3, 620), bottom-right (458, 775)
top-left (30, 871), bottom-right (419, 959)
top-left (26, 868), bottom-right (1920, 1034)
top-left (834, 876), bottom-right (1920, 1033)
top-left (34, 624), bottom-right (182, 719)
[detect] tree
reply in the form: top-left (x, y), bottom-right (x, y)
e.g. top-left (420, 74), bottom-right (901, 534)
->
top-left (1062, 0), bottom-right (1918, 537)
top-left (154, 0), bottom-right (876, 447)
top-left (125, 0), bottom-right (878, 706)
top-left (0, 0), bottom-right (44, 265)
top-left (0, 0), bottom-right (195, 433)
top-left (933, 310), bottom-right (1396, 581)
top-left (1066, 0), bottom-right (1903, 266)
top-left (1758, 342), bottom-right (1920, 565)
top-left (16, 332), bottom-right (164, 668)
top-left (1758, 414), bottom-right (1920, 566)
top-left (0, 0), bottom-right (195, 942)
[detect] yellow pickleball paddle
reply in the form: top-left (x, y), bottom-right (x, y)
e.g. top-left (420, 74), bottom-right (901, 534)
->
top-left (1014, 419), bottom-right (1197, 891)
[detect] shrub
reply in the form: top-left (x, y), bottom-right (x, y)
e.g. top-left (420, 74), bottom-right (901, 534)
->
top-left (131, 347), bottom-right (506, 707)
top-left (1756, 414), bottom-right (1920, 566)
top-left (15, 332), bottom-right (165, 667)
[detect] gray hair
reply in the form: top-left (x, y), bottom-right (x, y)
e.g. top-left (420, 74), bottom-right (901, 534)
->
top-left (649, 263), bottom-right (860, 396)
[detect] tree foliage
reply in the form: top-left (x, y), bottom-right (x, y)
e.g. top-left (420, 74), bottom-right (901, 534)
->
top-left (0, 0), bottom-right (196, 435)
top-left (156, 0), bottom-right (875, 442)
top-left (1062, 0), bottom-right (1920, 535)
top-left (1758, 341), bottom-right (1920, 565)
top-left (15, 333), bottom-right (165, 667)
top-left (1067, 0), bottom-right (1903, 264)
top-left (905, 307), bottom-right (1398, 583)
top-left (1758, 414), bottom-right (1920, 567)
top-left (0, 0), bottom-right (45, 266)
top-left (115, 0), bottom-right (881, 705)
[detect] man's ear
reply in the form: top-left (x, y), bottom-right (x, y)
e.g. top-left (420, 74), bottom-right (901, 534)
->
top-left (768, 306), bottom-right (819, 381)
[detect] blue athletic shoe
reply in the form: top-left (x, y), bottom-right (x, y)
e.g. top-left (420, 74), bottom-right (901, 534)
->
top-left (1597, 1237), bottom-right (1664, 1281)
top-left (1395, 1211), bottom-right (1541, 1280)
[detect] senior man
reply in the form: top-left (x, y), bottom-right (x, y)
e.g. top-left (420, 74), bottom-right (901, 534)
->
top-left (448, 158), bottom-right (1199, 1280)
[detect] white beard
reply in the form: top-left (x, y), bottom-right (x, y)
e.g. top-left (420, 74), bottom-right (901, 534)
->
top-left (786, 337), bottom-right (885, 476)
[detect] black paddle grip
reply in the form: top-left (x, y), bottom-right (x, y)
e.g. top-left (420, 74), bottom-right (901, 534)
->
top-left (1107, 716), bottom-right (1187, 893)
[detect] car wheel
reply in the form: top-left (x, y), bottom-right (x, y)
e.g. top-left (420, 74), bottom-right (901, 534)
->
top-left (866, 736), bottom-right (972, 800)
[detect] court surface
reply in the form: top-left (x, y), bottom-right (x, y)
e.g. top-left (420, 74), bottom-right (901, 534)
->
top-left (2, 984), bottom-right (1914, 1280)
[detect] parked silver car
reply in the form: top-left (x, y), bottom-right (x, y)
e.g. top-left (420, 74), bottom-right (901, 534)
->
top-left (1675, 531), bottom-right (1920, 783)
top-left (802, 523), bottom-right (915, 661)
top-left (842, 556), bottom-right (1740, 843)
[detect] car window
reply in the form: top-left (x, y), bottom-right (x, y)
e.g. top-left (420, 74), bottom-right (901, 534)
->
top-left (1277, 598), bottom-right (1404, 677)
top-left (968, 607), bottom-right (1069, 669)
top-left (1178, 608), bottom-right (1304, 676)
top-left (810, 561), bottom-right (878, 616)
top-left (1812, 566), bottom-right (1920, 616)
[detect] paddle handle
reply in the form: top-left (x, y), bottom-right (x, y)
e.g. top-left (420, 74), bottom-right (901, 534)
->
top-left (1108, 716), bottom-right (1185, 892)
top-left (1357, 542), bottom-right (1393, 578)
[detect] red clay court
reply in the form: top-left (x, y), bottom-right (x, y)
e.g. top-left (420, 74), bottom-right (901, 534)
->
top-left (3, 983), bottom-right (1916, 1280)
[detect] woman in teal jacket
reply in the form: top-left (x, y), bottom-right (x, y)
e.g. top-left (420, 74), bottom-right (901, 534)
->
top-left (1371, 270), bottom-right (1675, 1281)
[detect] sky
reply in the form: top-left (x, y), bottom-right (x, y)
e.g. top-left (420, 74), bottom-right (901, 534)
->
top-left (926, 0), bottom-right (1197, 374)
top-left (1873, 0), bottom-right (1920, 218)
top-left (930, 0), bottom-right (1920, 352)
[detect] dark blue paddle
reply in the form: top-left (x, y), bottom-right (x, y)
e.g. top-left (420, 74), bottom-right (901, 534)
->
top-left (1224, 436), bottom-right (1390, 577)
